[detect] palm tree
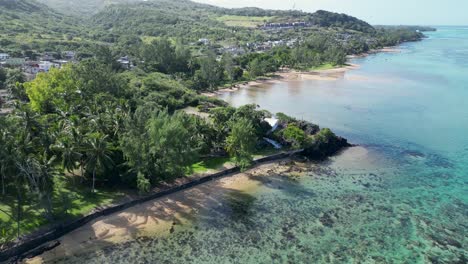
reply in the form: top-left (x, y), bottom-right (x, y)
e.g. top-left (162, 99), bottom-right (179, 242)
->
top-left (0, 142), bottom-right (16, 196)
top-left (67, 123), bottom-right (87, 181)
top-left (55, 137), bottom-right (82, 175)
top-left (16, 152), bottom-right (57, 220)
top-left (51, 115), bottom-right (83, 177)
top-left (85, 133), bottom-right (114, 193)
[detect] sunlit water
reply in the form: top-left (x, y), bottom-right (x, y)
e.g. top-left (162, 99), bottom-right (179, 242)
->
top-left (45, 27), bottom-right (467, 263)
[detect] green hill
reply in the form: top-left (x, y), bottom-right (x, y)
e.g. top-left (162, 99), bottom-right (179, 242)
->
top-left (89, 0), bottom-right (235, 42)
top-left (1, 0), bottom-right (423, 58)
top-left (87, 0), bottom-right (376, 46)
top-left (38, 0), bottom-right (375, 34)
top-left (309, 10), bottom-right (374, 33)
top-left (0, 0), bottom-right (92, 55)
top-left (37, 0), bottom-right (144, 16)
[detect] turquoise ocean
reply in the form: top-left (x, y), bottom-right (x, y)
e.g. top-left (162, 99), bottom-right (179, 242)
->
top-left (57, 27), bottom-right (467, 263)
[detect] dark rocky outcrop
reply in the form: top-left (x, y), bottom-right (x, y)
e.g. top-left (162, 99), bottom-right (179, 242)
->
top-left (301, 128), bottom-right (351, 160)
top-left (272, 113), bottom-right (350, 160)
top-left (296, 120), bottom-right (320, 135)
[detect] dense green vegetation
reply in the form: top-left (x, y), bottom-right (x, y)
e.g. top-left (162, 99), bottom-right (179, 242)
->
top-left (0, 0), bottom-right (430, 246)
top-left (0, 0), bottom-right (98, 57)
top-left (1, 0), bottom-right (428, 59)
top-left (0, 53), bottom-right (287, 242)
top-left (0, 54), bottom-right (348, 243)
top-left (37, 0), bottom-right (139, 16)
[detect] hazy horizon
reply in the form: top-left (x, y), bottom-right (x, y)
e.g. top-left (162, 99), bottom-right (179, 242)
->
top-left (193, 0), bottom-right (468, 26)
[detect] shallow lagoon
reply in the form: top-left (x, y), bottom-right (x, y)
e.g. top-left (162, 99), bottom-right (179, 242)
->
top-left (31, 27), bottom-right (467, 263)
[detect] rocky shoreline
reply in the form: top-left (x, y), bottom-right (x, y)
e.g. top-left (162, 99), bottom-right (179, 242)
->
top-left (2, 149), bottom-right (332, 263)
top-left (23, 151), bottom-right (353, 264)
top-left (5, 140), bottom-right (353, 263)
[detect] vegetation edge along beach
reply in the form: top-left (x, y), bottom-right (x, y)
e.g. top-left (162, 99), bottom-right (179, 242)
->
top-left (0, 151), bottom-right (308, 262)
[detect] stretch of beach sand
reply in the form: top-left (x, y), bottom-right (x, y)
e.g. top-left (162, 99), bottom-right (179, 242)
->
top-left (25, 160), bottom-right (303, 264)
top-left (26, 146), bottom-right (373, 263)
top-left (201, 63), bottom-right (360, 97)
top-left (202, 46), bottom-right (403, 98)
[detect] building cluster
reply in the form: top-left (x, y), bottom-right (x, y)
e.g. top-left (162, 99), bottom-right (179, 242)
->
top-left (218, 46), bottom-right (246, 56)
top-left (334, 32), bottom-right (378, 47)
top-left (261, 22), bottom-right (309, 30)
top-left (117, 56), bottom-right (134, 69)
top-left (247, 38), bottom-right (299, 52)
top-left (0, 53), bottom-right (9, 61)
top-left (0, 51), bottom-right (76, 79)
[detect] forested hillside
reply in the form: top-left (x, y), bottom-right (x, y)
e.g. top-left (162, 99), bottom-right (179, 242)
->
top-left (37, 0), bottom-right (143, 16)
top-left (90, 0), bottom-right (233, 41)
top-left (309, 10), bottom-right (374, 33)
top-left (90, 5), bottom-right (373, 44)
top-left (1, 0), bottom-right (424, 57)
top-left (0, 0), bottom-right (95, 56)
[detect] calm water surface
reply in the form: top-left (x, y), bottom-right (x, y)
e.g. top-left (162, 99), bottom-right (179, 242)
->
top-left (54, 27), bottom-right (467, 263)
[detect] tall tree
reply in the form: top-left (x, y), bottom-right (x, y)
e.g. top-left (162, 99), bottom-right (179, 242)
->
top-left (16, 152), bottom-right (57, 220)
top-left (140, 38), bottom-right (190, 74)
top-left (5, 68), bottom-right (27, 101)
top-left (146, 111), bottom-right (199, 180)
top-left (54, 134), bottom-right (82, 175)
top-left (85, 133), bottom-right (114, 192)
top-left (121, 108), bottom-right (200, 189)
top-left (222, 53), bottom-right (236, 85)
top-left (25, 66), bottom-right (77, 113)
top-left (196, 51), bottom-right (223, 91)
top-left (0, 68), bottom-right (6, 89)
top-left (226, 118), bottom-right (257, 170)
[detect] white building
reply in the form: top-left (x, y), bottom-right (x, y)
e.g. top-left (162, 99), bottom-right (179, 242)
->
top-left (265, 117), bottom-right (279, 132)
top-left (117, 56), bottom-right (132, 69)
top-left (63, 51), bottom-right (76, 60)
top-left (0, 53), bottom-right (10, 61)
top-left (198, 38), bottom-right (210, 45)
top-left (38, 61), bottom-right (59, 72)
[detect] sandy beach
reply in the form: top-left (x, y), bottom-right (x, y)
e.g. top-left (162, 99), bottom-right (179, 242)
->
top-left (347, 46), bottom-right (402, 59)
top-left (201, 63), bottom-right (360, 97)
top-left (202, 46), bottom-right (402, 98)
top-left (24, 146), bottom-right (376, 263)
top-left (25, 160), bottom-right (307, 264)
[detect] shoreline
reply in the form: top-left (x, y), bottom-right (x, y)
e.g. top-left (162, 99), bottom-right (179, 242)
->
top-left (24, 145), bottom-right (368, 264)
top-left (202, 46), bottom-right (402, 98)
top-left (1, 151), bottom-right (302, 263)
top-left (24, 158), bottom-right (304, 263)
top-left (7, 45), bottom-right (401, 262)
top-left (201, 65), bottom-right (357, 97)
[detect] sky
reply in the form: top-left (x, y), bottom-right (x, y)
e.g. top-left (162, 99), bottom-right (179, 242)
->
top-left (193, 0), bottom-right (468, 26)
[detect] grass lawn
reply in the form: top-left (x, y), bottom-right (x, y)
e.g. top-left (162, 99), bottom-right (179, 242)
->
top-left (308, 63), bottom-right (337, 71)
top-left (54, 179), bottom-right (125, 217)
top-left (253, 146), bottom-right (284, 159)
top-left (217, 15), bottom-right (274, 28)
top-left (0, 175), bottom-right (124, 243)
top-left (188, 146), bottom-right (283, 175)
top-left (0, 146), bottom-right (284, 243)
top-left (188, 156), bottom-right (235, 174)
